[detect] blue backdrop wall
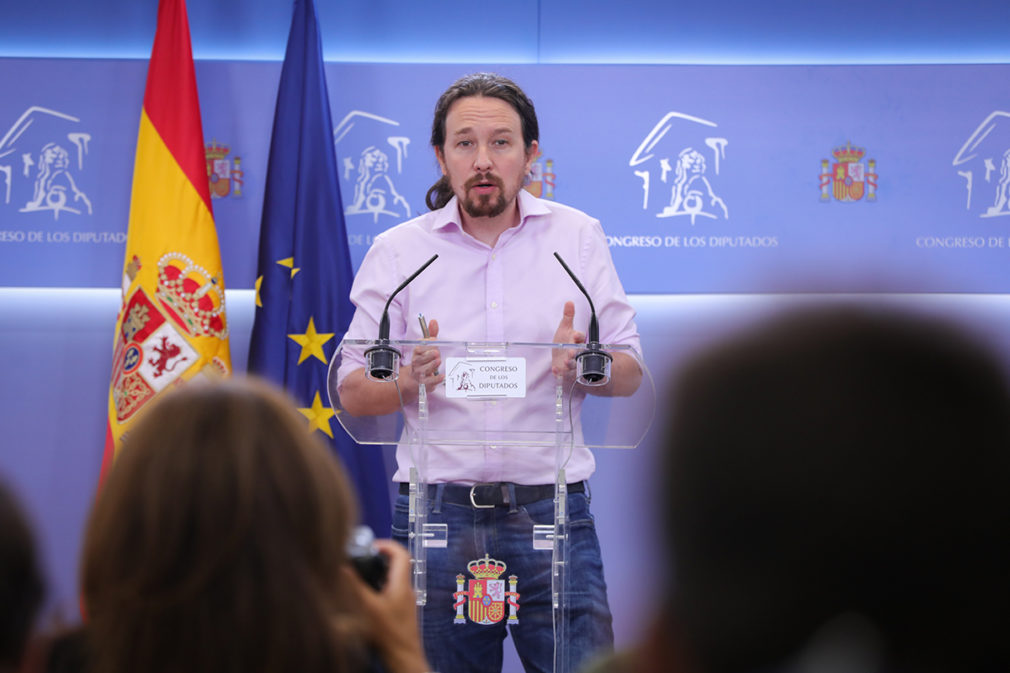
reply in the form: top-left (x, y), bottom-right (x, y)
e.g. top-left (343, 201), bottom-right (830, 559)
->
top-left (3, 0), bottom-right (1010, 664)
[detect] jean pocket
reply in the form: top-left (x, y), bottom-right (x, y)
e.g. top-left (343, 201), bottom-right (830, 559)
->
top-left (391, 497), bottom-right (411, 539)
top-left (519, 493), bottom-right (595, 528)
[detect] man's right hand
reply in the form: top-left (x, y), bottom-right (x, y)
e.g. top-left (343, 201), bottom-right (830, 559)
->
top-left (338, 319), bottom-right (444, 417)
top-left (410, 318), bottom-right (444, 391)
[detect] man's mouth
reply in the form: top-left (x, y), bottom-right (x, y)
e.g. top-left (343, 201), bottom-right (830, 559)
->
top-left (467, 174), bottom-right (501, 193)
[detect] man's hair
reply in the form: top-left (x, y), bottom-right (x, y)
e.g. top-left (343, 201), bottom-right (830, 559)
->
top-left (663, 305), bottom-right (1010, 673)
top-left (82, 377), bottom-right (364, 673)
top-left (0, 479), bottom-right (44, 669)
top-left (425, 72), bottom-right (539, 211)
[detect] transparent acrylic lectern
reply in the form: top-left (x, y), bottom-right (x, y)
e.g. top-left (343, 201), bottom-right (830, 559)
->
top-left (327, 338), bottom-right (654, 673)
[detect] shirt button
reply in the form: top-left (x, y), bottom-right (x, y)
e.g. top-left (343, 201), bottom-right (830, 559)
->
top-left (490, 301), bottom-right (498, 309)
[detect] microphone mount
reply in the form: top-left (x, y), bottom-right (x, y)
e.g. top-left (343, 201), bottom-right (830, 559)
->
top-left (553, 252), bottom-right (612, 386)
top-left (365, 253), bottom-right (439, 381)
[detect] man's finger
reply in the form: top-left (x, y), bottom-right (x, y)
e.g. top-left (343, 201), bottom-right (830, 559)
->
top-left (557, 301), bottom-right (576, 329)
top-left (421, 319), bottom-right (439, 376)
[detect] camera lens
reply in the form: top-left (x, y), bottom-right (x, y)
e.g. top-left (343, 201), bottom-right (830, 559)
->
top-left (346, 525), bottom-right (389, 590)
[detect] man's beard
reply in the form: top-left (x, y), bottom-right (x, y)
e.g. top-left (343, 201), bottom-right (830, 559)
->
top-left (460, 173), bottom-right (510, 218)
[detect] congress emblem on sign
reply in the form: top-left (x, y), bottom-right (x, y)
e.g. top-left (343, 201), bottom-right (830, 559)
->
top-left (452, 555), bottom-right (520, 626)
top-left (820, 141), bottom-right (878, 202)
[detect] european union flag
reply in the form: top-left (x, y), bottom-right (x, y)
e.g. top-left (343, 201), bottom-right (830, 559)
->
top-left (248, 0), bottom-right (391, 534)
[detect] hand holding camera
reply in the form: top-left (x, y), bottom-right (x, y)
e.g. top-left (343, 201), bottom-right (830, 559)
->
top-left (344, 528), bottom-right (429, 673)
top-left (347, 525), bottom-right (390, 591)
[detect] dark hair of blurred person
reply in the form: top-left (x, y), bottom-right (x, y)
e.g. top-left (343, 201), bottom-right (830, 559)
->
top-left (35, 625), bottom-right (88, 673)
top-left (81, 377), bottom-right (428, 673)
top-left (581, 305), bottom-right (1010, 673)
top-left (0, 479), bottom-right (44, 673)
top-left (658, 305), bottom-right (1010, 673)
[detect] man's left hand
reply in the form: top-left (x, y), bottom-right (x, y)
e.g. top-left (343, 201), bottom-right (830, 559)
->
top-left (551, 301), bottom-right (585, 379)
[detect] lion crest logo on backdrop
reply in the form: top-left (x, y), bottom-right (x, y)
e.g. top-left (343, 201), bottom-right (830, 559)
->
top-left (1, 106), bottom-right (93, 221)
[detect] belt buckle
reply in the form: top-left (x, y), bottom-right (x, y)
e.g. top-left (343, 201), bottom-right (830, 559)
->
top-left (469, 483), bottom-right (496, 508)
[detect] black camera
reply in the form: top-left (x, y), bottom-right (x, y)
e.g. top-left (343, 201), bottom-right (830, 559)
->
top-left (346, 525), bottom-right (389, 591)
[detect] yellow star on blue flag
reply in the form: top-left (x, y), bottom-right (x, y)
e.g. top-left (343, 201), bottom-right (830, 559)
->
top-left (288, 317), bottom-right (334, 364)
top-left (299, 390), bottom-right (336, 438)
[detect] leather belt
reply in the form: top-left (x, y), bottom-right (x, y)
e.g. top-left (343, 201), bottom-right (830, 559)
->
top-left (398, 481), bottom-right (585, 508)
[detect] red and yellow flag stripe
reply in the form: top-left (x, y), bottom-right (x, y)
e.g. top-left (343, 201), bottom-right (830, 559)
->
top-left (101, 0), bottom-right (231, 483)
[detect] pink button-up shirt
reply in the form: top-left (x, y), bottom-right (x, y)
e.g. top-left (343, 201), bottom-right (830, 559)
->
top-left (341, 190), bottom-right (641, 484)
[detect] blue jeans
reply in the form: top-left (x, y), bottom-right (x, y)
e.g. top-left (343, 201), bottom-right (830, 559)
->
top-left (391, 486), bottom-right (614, 673)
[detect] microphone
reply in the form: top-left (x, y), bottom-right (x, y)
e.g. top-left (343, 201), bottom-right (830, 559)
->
top-left (553, 252), bottom-right (612, 386)
top-left (364, 253), bottom-right (439, 381)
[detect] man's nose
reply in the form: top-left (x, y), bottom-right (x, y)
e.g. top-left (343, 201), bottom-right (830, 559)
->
top-left (474, 143), bottom-right (493, 171)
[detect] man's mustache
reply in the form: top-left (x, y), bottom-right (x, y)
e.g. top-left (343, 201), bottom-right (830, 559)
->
top-left (464, 173), bottom-right (504, 190)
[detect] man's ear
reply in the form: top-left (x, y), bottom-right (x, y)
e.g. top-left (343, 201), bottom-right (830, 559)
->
top-left (524, 139), bottom-right (540, 173)
top-left (435, 146), bottom-right (447, 175)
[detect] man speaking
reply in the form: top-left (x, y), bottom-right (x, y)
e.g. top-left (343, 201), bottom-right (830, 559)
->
top-left (337, 72), bottom-right (642, 673)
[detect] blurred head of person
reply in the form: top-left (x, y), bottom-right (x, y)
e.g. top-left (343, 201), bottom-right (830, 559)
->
top-left (662, 305), bottom-right (1010, 673)
top-left (0, 478), bottom-right (44, 673)
top-left (82, 377), bottom-right (365, 673)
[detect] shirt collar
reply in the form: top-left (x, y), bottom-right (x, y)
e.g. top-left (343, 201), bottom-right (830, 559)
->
top-left (431, 196), bottom-right (461, 232)
top-left (517, 187), bottom-right (551, 224)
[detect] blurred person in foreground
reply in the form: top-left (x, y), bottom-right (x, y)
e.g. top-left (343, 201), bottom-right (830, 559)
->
top-left (583, 304), bottom-right (1010, 673)
top-left (0, 478), bottom-right (44, 673)
top-left (80, 377), bottom-right (430, 673)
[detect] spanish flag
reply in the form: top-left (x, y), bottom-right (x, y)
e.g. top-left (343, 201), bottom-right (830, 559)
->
top-left (101, 0), bottom-right (231, 481)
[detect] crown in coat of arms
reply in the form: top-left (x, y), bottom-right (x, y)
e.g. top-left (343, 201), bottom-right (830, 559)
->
top-left (467, 555), bottom-right (507, 579)
top-left (155, 252), bottom-right (228, 338)
top-left (832, 141), bottom-right (865, 163)
top-left (205, 141), bottom-right (230, 162)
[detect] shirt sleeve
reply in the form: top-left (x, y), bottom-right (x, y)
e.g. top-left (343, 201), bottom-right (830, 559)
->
top-left (580, 219), bottom-right (642, 358)
top-left (338, 235), bottom-right (396, 376)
